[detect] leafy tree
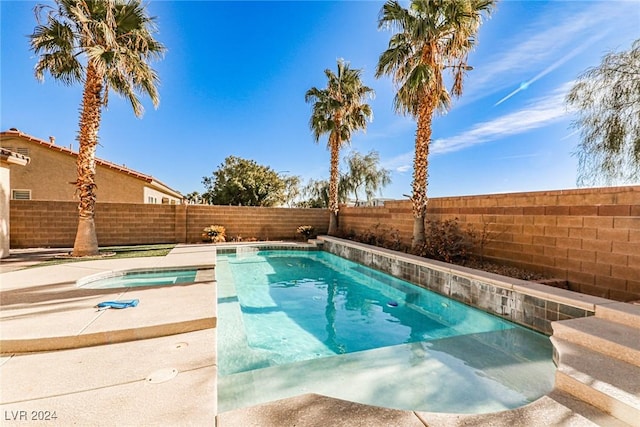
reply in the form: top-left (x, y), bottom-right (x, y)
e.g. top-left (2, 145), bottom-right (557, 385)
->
top-left (344, 150), bottom-right (391, 204)
top-left (282, 175), bottom-right (302, 207)
top-left (297, 150), bottom-right (390, 208)
top-left (566, 39), bottom-right (640, 186)
top-left (306, 59), bottom-right (374, 235)
top-left (30, 0), bottom-right (165, 256)
top-left (298, 179), bottom-right (330, 208)
top-left (376, 0), bottom-right (495, 248)
top-left (298, 176), bottom-right (351, 209)
top-left (202, 156), bottom-right (285, 206)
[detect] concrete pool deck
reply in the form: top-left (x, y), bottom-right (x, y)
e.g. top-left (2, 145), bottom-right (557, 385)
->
top-left (1, 245), bottom-right (218, 425)
top-left (1, 243), bottom-right (637, 426)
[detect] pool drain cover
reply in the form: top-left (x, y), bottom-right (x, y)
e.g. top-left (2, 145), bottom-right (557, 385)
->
top-left (146, 368), bottom-right (178, 384)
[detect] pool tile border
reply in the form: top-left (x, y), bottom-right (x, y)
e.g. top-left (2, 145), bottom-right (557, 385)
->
top-left (318, 236), bottom-right (611, 335)
top-left (213, 241), bottom-right (320, 255)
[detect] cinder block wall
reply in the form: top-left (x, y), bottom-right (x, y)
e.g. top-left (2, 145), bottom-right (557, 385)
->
top-left (95, 203), bottom-right (180, 245)
top-left (9, 186), bottom-right (638, 301)
top-left (339, 186), bottom-right (639, 301)
top-left (9, 201), bottom-right (329, 248)
top-left (9, 201), bottom-right (180, 247)
top-left (9, 200), bottom-right (79, 248)
top-left (186, 205), bottom-right (329, 243)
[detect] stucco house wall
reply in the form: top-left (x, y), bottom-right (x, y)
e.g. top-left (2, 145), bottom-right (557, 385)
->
top-left (0, 129), bottom-right (182, 204)
top-left (0, 164), bottom-right (10, 258)
top-left (0, 148), bottom-right (29, 258)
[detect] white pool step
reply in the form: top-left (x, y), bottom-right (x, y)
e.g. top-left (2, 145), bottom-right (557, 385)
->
top-left (546, 390), bottom-right (631, 427)
top-left (550, 301), bottom-right (640, 426)
top-left (597, 302), bottom-right (640, 329)
top-left (551, 337), bottom-right (640, 426)
top-left (551, 316), bottom-right (640, 367)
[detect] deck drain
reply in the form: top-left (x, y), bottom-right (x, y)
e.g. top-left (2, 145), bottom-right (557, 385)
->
top-left (146, 368), bottom-right (178, 384)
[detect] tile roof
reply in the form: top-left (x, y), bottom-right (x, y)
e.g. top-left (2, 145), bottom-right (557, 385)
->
top-left (0, 129), bottom-right (182, 198)
top-left (1, 129), bottom-right (153, 179)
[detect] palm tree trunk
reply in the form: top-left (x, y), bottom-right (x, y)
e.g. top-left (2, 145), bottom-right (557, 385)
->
top-left (72, 64), bottom-right (103, 256)
top-left (411, 101), bottom-right (433, 249)
top-left (328, 132), bottom-right (340, 235)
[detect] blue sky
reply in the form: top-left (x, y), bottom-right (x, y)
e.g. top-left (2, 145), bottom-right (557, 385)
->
top-left (1, 0), bottom-right (639, 200)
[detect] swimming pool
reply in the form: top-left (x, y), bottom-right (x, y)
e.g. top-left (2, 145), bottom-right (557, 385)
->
top-left (216, 250), bottom-right (554, 413)
top-left (78, 269), bottom-right (198, 289)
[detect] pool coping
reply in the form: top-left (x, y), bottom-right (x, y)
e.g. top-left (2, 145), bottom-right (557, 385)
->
top-left (76, 265), bottom-right (212, 288)
top-left (217, 390), bottom-right (621, 427)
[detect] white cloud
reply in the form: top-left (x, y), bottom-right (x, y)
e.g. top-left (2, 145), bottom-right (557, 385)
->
top-left (432, 83), bottom-right (571, 155)
top-left (382, 151), bottom-right (413, 173)
top-left (493, 31), bottom-right (606, 106)
top-left (382, 82), bottom-right (572, 167)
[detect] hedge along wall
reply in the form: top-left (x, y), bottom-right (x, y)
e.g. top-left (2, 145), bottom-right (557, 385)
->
top-left (9, 201), bottom-right (329, 248)
top-left (338, 186), bottom-right (640, 302)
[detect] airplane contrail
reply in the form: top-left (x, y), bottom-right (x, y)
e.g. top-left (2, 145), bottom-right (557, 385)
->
top-left (494, 32), bottom-right (608, 107)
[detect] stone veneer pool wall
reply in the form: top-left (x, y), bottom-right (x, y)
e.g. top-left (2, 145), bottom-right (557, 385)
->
top-left (318, 236), bottom-right (596, 335)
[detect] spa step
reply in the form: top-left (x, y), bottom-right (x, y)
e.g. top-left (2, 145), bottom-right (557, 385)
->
top-left (596, 302), bottom-right (640, 329)
top-left (551, 337), bottom-right (640, 426)
top-left (546, 390), bottom-right (631, 427)
top-left (551, 317), bottom-right (640, 367)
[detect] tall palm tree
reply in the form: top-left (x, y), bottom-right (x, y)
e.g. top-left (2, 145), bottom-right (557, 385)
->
top-left (376, 0), bottom-right (494, 248)
top-left (30, 0), bottom-right (165, 256)
top-left (306, 59), bottom-right (374, 235)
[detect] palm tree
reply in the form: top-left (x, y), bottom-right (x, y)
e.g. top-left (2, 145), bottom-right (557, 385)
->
top-left (376, 0), bottom-right (494, 248)
top-left (30, 0), bottom-right (165, 256)
top-left (185, 191), bottom-right (202, 204)
top-left (305, 59), bottom-right (374, 235)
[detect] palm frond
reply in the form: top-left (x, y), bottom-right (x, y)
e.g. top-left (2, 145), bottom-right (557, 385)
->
top-left (377, 0), bottom-right (495, 119)
top-left (30, 0), bottom-right (165, 117)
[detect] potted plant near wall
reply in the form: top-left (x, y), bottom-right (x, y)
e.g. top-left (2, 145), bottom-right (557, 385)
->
top-left (202, 225), bottom-right (226, 243)
top-left (296, 225), bottom-right (316, 241)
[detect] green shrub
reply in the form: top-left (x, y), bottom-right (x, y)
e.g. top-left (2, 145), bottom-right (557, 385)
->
top-left (352, 224), bottom-right (408, 253)
top-left (413, 218), bottom-right (473, 263)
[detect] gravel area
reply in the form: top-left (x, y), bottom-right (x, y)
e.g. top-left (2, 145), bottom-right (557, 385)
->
top-left (459, 259), bottom-right (548, 281)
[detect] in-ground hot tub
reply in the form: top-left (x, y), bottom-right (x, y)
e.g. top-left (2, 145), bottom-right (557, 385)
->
top-left (77, 267), bottom-right (201, 289)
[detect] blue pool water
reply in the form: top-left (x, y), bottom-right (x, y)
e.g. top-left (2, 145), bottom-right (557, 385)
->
top-left (79, 269), bottom-right (197, 289)
top-left (216, 250), bottom-right (555, 413)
